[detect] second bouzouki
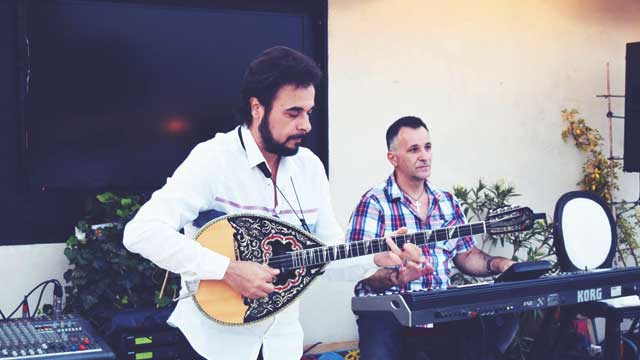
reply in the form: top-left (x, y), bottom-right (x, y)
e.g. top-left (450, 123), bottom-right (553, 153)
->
top-left (192, 206), bottom-right (544, 325)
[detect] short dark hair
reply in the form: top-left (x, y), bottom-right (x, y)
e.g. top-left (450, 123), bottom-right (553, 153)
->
top-left (385, 116), bottom-right (429, 150)
top-left (236, 46), bottom-right (322, 125)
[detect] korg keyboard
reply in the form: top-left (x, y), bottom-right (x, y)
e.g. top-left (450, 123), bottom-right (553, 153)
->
top-left (0, 314), bottom-right (115, 359)
top-left (352, 266), bottom-right (640, 327)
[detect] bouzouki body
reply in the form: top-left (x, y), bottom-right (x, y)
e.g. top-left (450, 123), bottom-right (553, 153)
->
top-left (193, 213), bottom-right (326, 325)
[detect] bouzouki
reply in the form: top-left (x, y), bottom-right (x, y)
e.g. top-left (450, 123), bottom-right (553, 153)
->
top-left (192, 206), bottom-right (544, 325)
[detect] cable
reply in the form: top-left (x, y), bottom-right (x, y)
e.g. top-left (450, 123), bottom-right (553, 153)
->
top-left (5, 298), bottom-right (25, 319)
top-left (479, 316), bottom-right (487, 358)
top-left (34, 282), bottom-right (55, 317)
top-left (53, 281), bottom-right (63, 317)
top-left (290, 177), bottom-right (310, 233)
top-left (303, 342), bottom-right (323, 354)
top-left (33, 281), bottom-right (61, 318)
top-left (21, 296), bottom-right (29, 318)
top-left (1, 279), bottom-right (62, 319)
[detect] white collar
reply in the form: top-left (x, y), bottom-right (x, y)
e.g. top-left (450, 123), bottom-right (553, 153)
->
top-left (239, 125), bottom-right (268, 170)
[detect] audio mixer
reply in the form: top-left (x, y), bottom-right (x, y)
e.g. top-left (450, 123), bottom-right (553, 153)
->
top-left (0, 314), bottom-right (115, 359)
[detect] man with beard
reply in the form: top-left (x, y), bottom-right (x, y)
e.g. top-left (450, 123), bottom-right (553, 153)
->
top-left (124, 46), bottom-right (419, 360)
top-left (346, 116), bottom-right (517, 360)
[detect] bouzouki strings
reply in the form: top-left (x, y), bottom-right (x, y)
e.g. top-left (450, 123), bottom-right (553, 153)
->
top-left (266, 221), bottom-right (489, 270)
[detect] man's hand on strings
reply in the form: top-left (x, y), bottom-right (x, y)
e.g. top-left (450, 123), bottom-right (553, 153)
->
top-left (373, 227), bottom-right (433, 276)
top-left (223, 260), bottom-right (280, 299)
top-left (397, 257), bottom-right (433, 283)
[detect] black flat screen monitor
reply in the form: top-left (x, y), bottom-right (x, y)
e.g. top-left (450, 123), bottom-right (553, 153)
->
top-left (25, 0), bottom-right (325, 191)
top-left (0, 0), bottom-right (327, 244)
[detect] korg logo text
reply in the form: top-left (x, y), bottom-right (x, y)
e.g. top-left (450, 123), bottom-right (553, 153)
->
top-left (577, 288), bottom-right (603, 303)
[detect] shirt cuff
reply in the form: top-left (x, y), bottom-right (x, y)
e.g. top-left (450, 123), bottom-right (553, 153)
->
top-left (195, 249), bottom-right (231, 280)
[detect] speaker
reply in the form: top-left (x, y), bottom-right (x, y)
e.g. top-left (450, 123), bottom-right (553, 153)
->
top-left (624, 42), bottom-right (640, 172)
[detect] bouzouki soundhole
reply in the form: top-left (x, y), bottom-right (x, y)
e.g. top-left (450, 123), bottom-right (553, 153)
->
top-left (260, 234), bottom-right (306, 291)
top-left (228, 215), bottom-right (324, 323)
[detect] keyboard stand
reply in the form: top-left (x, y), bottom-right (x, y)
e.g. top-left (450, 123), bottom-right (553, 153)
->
top-left (601, 296), bottom-right (640, 360)
top-left (578, 296), bottom-right (640, 360)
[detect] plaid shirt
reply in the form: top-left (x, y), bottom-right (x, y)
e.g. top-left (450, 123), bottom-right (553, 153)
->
top-left (346, 175), bottom-right (476, 296)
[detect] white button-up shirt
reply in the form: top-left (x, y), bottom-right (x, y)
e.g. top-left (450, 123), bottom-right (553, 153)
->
top-left (124, 125), bottom-right (377, 359)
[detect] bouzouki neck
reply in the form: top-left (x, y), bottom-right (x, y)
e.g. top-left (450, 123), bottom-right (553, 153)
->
top-left (276, 221), bottom-right (488, 271)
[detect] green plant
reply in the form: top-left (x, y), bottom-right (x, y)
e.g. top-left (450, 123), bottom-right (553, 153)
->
top-left (63, 192), bottom-right (180, 326)
top-left (453, 179), bottom-right (555, 264)
top-left (561, 109), bottom-right (640, 266)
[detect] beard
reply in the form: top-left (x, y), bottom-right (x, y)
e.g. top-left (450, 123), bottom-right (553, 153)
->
top-left (259, 112), bottom-right (305, 157)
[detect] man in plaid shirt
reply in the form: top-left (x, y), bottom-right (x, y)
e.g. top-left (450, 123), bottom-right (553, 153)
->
top-left (346, 116), bottom-right (516, 360)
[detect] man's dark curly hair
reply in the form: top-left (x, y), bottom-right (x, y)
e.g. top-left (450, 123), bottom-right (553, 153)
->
top-left (236, 46), bottom-right (322, 126)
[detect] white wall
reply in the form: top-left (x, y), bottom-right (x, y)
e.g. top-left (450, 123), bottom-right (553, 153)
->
top-left (0, 244), bottom-right (67, 319)
top-left (299, 0), bottom-right (640, 345)
top-left (2, 0), bottom-right (639, 348)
